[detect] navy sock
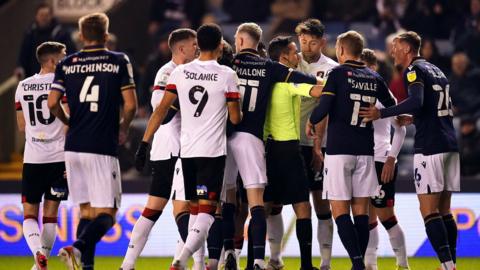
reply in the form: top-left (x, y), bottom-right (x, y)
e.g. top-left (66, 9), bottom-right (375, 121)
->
top-left (74, 213), bottom-right (114, 253)
top-left (250, 206), bottom-right (266, 261)
top-left (175, 211), bottom-right (190, 242)
top-left (207, 214), bottom-right (223, 260)
top-left (425, 213), bottom-right (453, 263)
top-left (443, 214), bottom-right (457, 263)
top-left (296, 218), bottom-right (313, 270)
top-left (353, 215), bottom-right (369, 257)
top-left (246, 221), bottom-right (254, 270)
top-left (77, 218), bottom-right (91, 239)
top-left (222, 203), bottom-right (236, 251)
top-left (335, 214), bottom-right (364, 270)
top-left (77, 218), bottom-right (92, 268)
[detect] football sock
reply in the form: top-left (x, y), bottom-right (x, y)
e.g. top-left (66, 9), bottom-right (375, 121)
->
top-left (335, 214), bottom-right (365, 270)
top-left (382, 216), bottom-right (409, 268)
top-left (222, 203), bottom-right (236, 252)
top-left (207, 214), bottom-right (223, 263)
top-left (121, 208), bottom-right (161, 269)
top-left (267, 207), bottom-right (284, 262)
top-left (316, 212), bottom-right (333, 267)
top-left (296, 218), bottom-right (313, 270)
top-left (178, 213), bottom-right (214, 265)
top-left (23, 216), bottom-right (42, 255)
top-left (175, 211), bottom-right (190, 242)
top-left (365, 221), bottom-right (379, 270)
top-left (442, 214), bottom-right (457, 263)
top-left (250, 206), bottom-right (266, 268)
top-left (41, 217), bottom-right (57, 258)
top-left (353, 214), bottom-right (370, 257)
top-left (424, 213), bottom-right (454, 266)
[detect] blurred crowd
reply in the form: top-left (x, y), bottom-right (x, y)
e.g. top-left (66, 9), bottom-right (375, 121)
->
top-left (14, 0), bottom-right (480, 177)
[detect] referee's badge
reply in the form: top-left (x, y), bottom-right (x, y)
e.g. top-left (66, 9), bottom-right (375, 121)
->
top-left (407, 70), bottom-right (417, 82)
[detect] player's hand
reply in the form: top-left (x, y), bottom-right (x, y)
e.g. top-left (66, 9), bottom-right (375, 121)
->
top-left (381, 156), bottom-right (396, 183)
top-left (135, 141), bottom-right (150, 172)
top-left (397, 114), bottom-right (413, 126)
top-left (306, 120), bottom-right (316, 139)
top-left (119, 129), bottom-right (129, 145)
top-left (311, 139), bottom-right (324, 172)
top-left (359, 104), bottom-right (380, 122)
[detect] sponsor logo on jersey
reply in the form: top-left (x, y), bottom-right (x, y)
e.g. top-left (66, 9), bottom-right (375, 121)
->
top-left (50, 187), bottom-right (67, 198)
top-left (196, 185), bottom-right (208, 196)
top-left (407, 70), bottom-right (417, 82)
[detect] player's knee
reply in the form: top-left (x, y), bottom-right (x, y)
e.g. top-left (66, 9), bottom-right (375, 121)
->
top-left (270, 205), bottom-right (283, 216)
top-left (198, 202), bottom-right (217, 215)
top-left (380, 215), bottom-right (398, 230)
top-left (293, 201), bottom-right (311, 219)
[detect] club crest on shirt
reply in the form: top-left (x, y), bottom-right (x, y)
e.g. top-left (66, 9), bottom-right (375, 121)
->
top-left (407, 70), bottom-right (417, 82)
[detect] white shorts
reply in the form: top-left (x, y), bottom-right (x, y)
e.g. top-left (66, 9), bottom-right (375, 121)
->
top-left (322, 154), bottom-right (379, 200)
top-left (65, 151), bottom-right (122, 208)
top-left (413, 152), bottom-right (460, 194)
top-left (224, 132), bottom-right (267, 190)
top-left (171, 159), bottom-right (186, 201)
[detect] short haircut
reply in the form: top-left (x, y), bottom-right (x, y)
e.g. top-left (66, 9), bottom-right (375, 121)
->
top-left (236, 23), bottom-right (262, 43)
top-left (36, 41), bottom-right (66, 64)
top-left (218, 40), bottom-right (234, 67)
top-left (197, 23), bottom-right (223, 51)
top-left (168, 28), bottom-right (197, 49)
top-left (337, 30), bottom-right (365, 57)
top-left (78, 13), bottom-right (109, 43)
top-left (268, 36), bottom-right (293, 62)
top-left (36, 2), bottom-right (52, 13)
top-left (395, 31), bottom-right (422, 54)
top-left (360, 48), bottom-right (377, 67)
top-left (295, 18), bottom-right (325, 38)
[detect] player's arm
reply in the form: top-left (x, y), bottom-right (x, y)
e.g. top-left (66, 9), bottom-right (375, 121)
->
top-left (226, 72), bottom-right (242, 124)
top-left (271, 61), bottom-right (318, 85)
top-left (120, 88), bottom-right (138, 133)
top-left (16, 111), bottom-right (25, 132)
top-left (306, 71), bottom-right (337, 137)
top-left (48, 90), bottom-right (69, 125)
top-left (289, 83), bottom-right (323, 98)
top-left (162, 99), bottom-right (180, 124)
top-left (142, 87), bottom-right (176, 143)
top-left (311, 117), bottom-right (327, 171)
top-left (381, 117), bottom-right (407, 183)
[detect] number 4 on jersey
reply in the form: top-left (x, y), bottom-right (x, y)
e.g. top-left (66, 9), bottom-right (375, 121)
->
top-left (80, 76), bottom-right (99, 112)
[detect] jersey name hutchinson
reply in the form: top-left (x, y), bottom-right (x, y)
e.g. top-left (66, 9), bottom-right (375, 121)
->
top-left (183, 70), bottom-right (219, 81)
top-left (63, 63), bottom-right (120, 75)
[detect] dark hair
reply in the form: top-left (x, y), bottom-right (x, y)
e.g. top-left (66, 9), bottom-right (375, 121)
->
top-left (337, 30), bottom-right (364, 57)
top-left (257, 42), bottom-right (267, 58)
top-left (36, 2), bottom-right (52, 13)
top-left (168, 28), bottom-right (197, 49)
top-left (79, 13), bottom-right (109, 43)
top-left (395, 31), bottom-right (422, 55)
top-left (268, 36), bottom-right (293, 62)
top-left (197, 23), bottom-right (222, 51)
top-left (295, 18), bottom-right (325, 38)
top-left (36, 41), bottom-right (66, 64)
top-left (218, 40), bottom-right (234, 67)
top-left (360, 48), bottom-right (377, 67)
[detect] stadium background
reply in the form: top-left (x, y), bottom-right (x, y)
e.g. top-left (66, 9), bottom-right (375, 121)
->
top-left (0, 0), bottom-right (479, 267)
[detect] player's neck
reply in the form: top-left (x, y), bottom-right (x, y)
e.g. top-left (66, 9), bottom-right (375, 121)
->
top-left (172, 55), bottom-right (187, 65)
top-left (403, 54), bottom-right (419, 68)
top-left (303, 52), bottom-right (321, 64)
top-left (38, 68), bottom-right (53, 75)
top-left (83, 41), bottom-right (105, 48)
top-left (198, 51), bottom-right (217, 61)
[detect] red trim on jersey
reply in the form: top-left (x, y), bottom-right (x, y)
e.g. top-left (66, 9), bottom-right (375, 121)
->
top-left (15, 102), bottom-right (22, 111)
top-left (198, 204), bottom-right (217, 214)
top-left (165, 84), bottom-right (177, 91)
top-left (153, 85), bottom-right (166, 91)
top-left (225, 92), bottom-right (240, 99)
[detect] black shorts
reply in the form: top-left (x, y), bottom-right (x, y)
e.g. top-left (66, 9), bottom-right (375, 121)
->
top-left (181, 156), bottom-right (226, 201)
top-left (264, 140), bottom-right (309, 205)
top-left (301, 145), bottom-right (325, 191)
top-left (22, 162), bottom-right (68, 204)
top-left (150, 157), bottom-right (178, 199)
top-left (370, 161), bottom-right (398, 208)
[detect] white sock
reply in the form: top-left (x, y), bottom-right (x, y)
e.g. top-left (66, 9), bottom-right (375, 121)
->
top-left (254, 259), bottom-right (266, 269)
top-left (234, 249), bottom-right (242, 267)
top-left (387, 224), bottom-right (409, 268)
top-left (174, 239), bottom-right (184, 261)
top-left (208, 259), bottom-right (219, 270)
top-left (40, 222), bottom-right (57, 257)
top-left (23, 218), bottom-right (42, 256)
top-left (193, 243), bottom-right (206, 268)
top-left (267, 214), bottom-right (284, 262)
top-left (121, 216), bottom-right (155, 269)
top-left (178, 213), bottom-right (214, 265)
top-left (218, 248), bottom-right (225, 266)
top-left (365, 225), bottom-right (379, 270)
top-left (317, 218), bottom-right (333, 267)
top-left (441, 260), bottom-right (456, 270)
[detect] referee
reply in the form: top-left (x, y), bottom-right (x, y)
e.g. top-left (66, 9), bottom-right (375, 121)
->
top-left (263, 36), bottom-right (322, 270)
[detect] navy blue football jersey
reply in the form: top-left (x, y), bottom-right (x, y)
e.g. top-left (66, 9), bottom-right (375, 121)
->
top-left (403, 57), bottom-right (458, 155)
top-left (311, 60), bottom-right (396, 156)
top-left (51, 45), bottom-right (135, 156)
top-left (231, 49), bottom-right (317, 139)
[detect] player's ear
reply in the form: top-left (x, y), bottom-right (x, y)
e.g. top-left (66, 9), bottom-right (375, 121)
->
top-left (104, 33), bottom-right (109, 44)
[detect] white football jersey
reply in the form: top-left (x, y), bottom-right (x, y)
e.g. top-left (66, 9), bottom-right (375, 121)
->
top-left (15, 73), bottom-right (65, 163)
top-left (373, 102), bottom-right (405, 163)
top-left (150, 61), bottom-right (181, 160)
top-left (166, 59), bottom-right (239, 158)
top-left (297, 53), bottom-right (338, 147)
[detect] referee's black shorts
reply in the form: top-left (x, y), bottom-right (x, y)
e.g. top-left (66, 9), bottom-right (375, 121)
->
top-left (301, 145), bottom-right (326, 191)
top-left (264, 139), bottom-right (310, 205)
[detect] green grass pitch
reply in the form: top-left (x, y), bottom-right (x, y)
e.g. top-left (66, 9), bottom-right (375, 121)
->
top-left (0, 257), bottom-right (479, 270)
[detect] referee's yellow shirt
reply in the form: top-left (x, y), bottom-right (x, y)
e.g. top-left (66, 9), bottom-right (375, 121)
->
top-left (264, 82), bottom-right (314, 141)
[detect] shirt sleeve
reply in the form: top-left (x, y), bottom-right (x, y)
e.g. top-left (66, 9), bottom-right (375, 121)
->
top-left (288, 83), bottom-right (313, 97)
top-left (225, 70), bottom-right (240, 101)
top-left (165, 68), bottom-right (179, 95)
top-left (270, 61), bottom-right (317, 84)
top-left (389, 117), bottom-right (406, 159)
top-left (120, 54), bottom-right (136, 91)
top-left (376, 75), bottom-right (396, 108)
top-left (14, 83), bottom-right (22, 111)
top-left (153, 67), bottom-right (170, 91)
top-left (51, 61), bottom-right (66, 93)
